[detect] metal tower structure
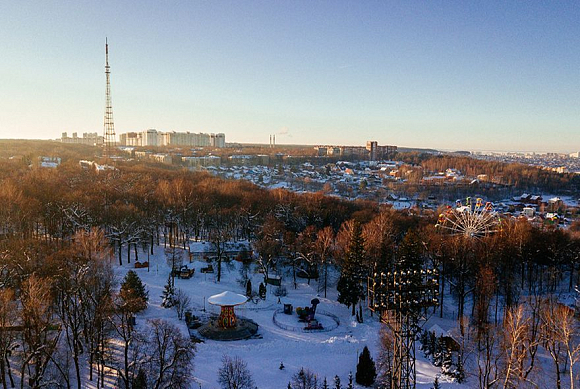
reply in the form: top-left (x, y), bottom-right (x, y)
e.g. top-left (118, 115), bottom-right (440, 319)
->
top-left (368, 269), bottom-right (439, 389)
top-left (103, 38), bottom-right (116, 157)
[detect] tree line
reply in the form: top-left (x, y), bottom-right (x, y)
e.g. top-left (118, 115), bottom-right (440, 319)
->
top-left (398, 153), bottom-right (580, 193)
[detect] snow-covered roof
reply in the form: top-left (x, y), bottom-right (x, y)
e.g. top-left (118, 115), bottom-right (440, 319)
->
top-left (207, 291), bottom-right (248, 306)
top-left (429, 324), bottom-right (450, 338)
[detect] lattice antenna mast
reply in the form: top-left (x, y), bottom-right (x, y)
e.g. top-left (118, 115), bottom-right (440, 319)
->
top-left (103, 38), bottom-right (116, 157)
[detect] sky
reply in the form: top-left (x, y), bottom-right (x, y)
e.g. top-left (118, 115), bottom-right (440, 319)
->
top-left (0, 1), bottom-right (579, 152)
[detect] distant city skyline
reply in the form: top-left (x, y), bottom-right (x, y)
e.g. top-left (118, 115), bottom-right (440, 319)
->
top-left (0, 1), bottom-right (578, 153)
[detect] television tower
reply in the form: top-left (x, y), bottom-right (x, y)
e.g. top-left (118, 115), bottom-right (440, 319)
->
top-left (103, 38), bottom-right (116, 157)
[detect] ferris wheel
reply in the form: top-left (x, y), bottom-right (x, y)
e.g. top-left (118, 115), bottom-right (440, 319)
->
top-left (435, 197), bottom-right (501, 238)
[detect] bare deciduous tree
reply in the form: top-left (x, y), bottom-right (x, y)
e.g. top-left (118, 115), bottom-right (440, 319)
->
top-left (0, 288), bottom-right (17, 389)
top-left (217, 355), bottom-right (255, 389)
top-left (376, 328), bottom-right (394, 388)
top-left (19, 275), bottom-right (59, 389)
top-left (474, 324), bottom-right (501, 389)
top-left (207, 209), bottom-right (233, 283)
top-left (144, 319), bottom-right (195, 389)
top-left (255, 216), bottom-right (284, 285)
top-left (541, 299), bottom-right (580, 389)
top-left (291, 367), bottom-right (318, 389)
top-left (501, 305), bottom-right (529, 388)
top-left (173, 289), bottom-right (191, 321)
top-left (315, 226), bottom-right (335, 298)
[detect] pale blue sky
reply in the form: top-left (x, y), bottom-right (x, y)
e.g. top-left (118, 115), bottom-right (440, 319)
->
top-left (0, 1), bottom-right (578, 152)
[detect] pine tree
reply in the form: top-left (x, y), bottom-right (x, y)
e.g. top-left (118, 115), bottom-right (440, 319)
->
top-left (442, 346), bottom-right (451, 370)
top-left (441, 345), bottom-right (455, 378)
top-left (455, 356), bottom-right (465, 383)
top-left (420, 331), bottom-right (429, 354)
top-left (161, 274), bottom-right (176, 308)
top-left (246, 279), bottom-right (252, 297)
top-left (120, 270), bottom-right (148, 313)
top-left (333, 375), bottom-right (341, 389)
top-left (346, 372), bottom-right (353, 389)
top-left (420, 330), bottom-right (437, 359)
top-left (132, 368), bottom-right (147, 389)
top-left (322, 377), bottom-right (329, 389)
top-left (428, 331), bottom-right (437, 358)
top-left (431, 376), bottom-right (441, 389)
top-left (356, 346), bottom-right (376, 386)
top-left (259, 282), bottom-right (267, 299)
top-left (337, 221), bottom-right (366, 316)
top-left (396, 230), bottom-right (423, 272)
top-left (433, 337), bottom-right (443, 367)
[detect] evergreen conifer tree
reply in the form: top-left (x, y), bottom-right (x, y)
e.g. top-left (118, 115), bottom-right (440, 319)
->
top-left (433, 337), bottom-right (443, 367)
top-left (428, 332), bottom-right (437, 357)
top-left (259, 282), bottom-right (267, 299)
top-left (334, 375), bottom-right (341, 389)
top-left (132, 368), bottom-right (147, 389)
top-left (337, 221), bottom-right (366, 315)
top-left (396, 230), bottom-right (423, 272)
top-left (346, 372), bottom-right (353, 389)
top-left (246, 279), bottom-right (252, 297)
top-left (441, 345), bottom-right (453, 377)
top-left (455, 356), bottom-right (465, 383)
top-left (431, 376), bottom-right (441, 389)
top-left (161, 274), bottom-right (176, 308)
top-left (356, 346), bottom-right (376, 386)
top-left (120, 270), bottom-right (148, 313)
top-left (420, 331), bottom-right (429, 354)
top-left (322, 377), bottom-right (329, 389)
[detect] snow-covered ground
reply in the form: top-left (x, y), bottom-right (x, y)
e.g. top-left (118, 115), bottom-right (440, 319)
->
top-left (110, 242), bottom-right (467, 389)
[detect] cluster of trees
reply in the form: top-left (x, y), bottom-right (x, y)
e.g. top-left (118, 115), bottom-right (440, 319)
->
top-left (285, 351), bottom-right (376, 389)
top-left (0, 229), bottom-right (194, 388)
top-left (0, 162), bottom-right (369, 265)
top-left (315, 210), bottom-right (580, 386)
top-left (216, 350), bottom-right (374, 389)
top-left (390, 296), bottom-right (580, 389)
top-left (0, 140), bottom-right (96, 164)
top-left (287, 369), bottom-right (354, 389)
top-left (461, 298), bottom-right (580, 389)
top-left (399, 153), bottom-right (580, 193)
top-left (420, 331), bottom-right (465, 382)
